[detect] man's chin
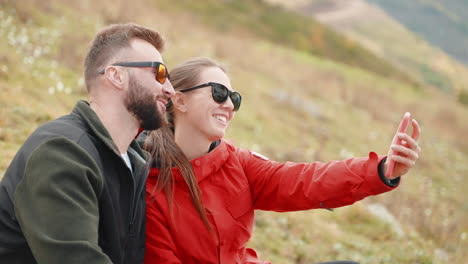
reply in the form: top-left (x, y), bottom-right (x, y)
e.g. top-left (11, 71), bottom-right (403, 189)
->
top-left (135, 106), bottom-right (165, 131)
top-left (139, 117), bottom-right (163, 131)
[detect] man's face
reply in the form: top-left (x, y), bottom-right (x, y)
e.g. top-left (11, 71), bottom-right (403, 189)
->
top-left (124, 73), bottom-right (164, 130)
top-left (123, 39), bottom-right (174, 130)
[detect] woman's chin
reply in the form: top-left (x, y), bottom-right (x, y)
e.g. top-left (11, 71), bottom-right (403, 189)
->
top-left (208, 131), bottom-right (225, 142)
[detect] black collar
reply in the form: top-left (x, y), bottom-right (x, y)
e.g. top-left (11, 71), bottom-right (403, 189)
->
top-left (208, 140), bottom-right (221, 152)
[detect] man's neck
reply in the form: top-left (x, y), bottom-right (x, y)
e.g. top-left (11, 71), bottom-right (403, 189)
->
top-left (89, 100), bottom-right (139, 154)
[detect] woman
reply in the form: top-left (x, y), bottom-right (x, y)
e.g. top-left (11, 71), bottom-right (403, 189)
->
top-left (143, 57), bottom-right (421, 264)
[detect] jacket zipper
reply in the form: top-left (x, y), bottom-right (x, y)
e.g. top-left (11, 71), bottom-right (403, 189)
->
top-left (122, 164), bottom-right (135, 263)
top-left (123, 165), bottom-right (149, 262)
top-left (124, 148), bottom-right (150, 229)
top-left (121, 150), bottom-right (140, 262)
top-left (129, 165), bottom-right (150, 227)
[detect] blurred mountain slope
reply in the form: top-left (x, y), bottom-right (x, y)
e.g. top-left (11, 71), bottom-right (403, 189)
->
top-left (266, 0), bottom-right (468, 105)
top-left (369, 0), bottom-right (468, 65)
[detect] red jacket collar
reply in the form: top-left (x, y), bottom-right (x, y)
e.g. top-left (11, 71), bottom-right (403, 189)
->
top-left (149, 139), bottom-right (232, 183)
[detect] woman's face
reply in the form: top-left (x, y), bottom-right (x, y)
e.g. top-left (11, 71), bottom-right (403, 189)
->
top-left (182, 67), bottom-right (235, 142)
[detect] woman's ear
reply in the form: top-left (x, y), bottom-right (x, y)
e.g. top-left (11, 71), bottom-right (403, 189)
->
top-left (171, 92), bottom-right (188, 112)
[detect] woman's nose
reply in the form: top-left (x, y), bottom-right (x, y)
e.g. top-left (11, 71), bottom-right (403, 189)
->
top-left (222, 96), bottom-right (235, 111)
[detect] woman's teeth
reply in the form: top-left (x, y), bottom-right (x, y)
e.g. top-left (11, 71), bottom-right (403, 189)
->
top-left (214, 115), bottom-right (227, 122)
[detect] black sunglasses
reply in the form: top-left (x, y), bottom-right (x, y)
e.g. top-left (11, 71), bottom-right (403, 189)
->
top-left (180, 82), bottom-right (242, 111)
top-left (98, 61), bottom-right (169, 84)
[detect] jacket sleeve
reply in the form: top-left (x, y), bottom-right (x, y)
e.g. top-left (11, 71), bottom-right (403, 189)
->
top-left (237, 149), bottom-right (399, 212)
top-left (14, 137), bottom-right (112, 264)
top-left (145, 195), bottom-right (182, 264)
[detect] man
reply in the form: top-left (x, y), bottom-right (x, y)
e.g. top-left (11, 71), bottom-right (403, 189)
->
top-left (0, 23), bottom-right (174, 263)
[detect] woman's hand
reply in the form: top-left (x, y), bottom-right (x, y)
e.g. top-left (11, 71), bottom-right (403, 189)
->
top-left (384, 119), bottom-right (421, 180)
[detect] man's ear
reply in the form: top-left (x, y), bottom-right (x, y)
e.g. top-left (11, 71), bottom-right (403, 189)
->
top-left (104, 66), bottom-right (127, 90)
top-left (171, 92), bottom-right (188, 112)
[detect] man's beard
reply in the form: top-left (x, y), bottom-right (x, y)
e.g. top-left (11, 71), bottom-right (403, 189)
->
top-left (124, 75), bottom-right (164, 131)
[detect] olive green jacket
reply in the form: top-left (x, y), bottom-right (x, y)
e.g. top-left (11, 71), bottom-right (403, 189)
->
top-left (0, 100), bottom-right (149, 263)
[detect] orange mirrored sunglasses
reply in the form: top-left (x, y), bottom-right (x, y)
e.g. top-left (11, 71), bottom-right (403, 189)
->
top-left (98, 61), bottom-right (169, 84)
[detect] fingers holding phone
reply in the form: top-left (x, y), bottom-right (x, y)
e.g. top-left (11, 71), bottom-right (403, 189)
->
top-left (385, 113), bottom-right (422, 180)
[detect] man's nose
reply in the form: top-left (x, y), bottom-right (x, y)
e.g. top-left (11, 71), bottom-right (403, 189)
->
top-left (162, 79), bottom-right (175, 98)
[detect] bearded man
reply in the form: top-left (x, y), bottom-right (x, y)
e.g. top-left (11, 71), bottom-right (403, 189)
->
top-left (0, 23), bottom-right (175, 264)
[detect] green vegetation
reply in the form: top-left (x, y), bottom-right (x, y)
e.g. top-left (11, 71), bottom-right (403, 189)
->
top-left (1, 0), bottom-right (467, 263)
top-left (458, 89), bottom-right (468, 106)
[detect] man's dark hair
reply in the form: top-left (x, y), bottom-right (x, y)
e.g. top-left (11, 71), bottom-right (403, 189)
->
top-left (84, 23), bottom-right (165, 91)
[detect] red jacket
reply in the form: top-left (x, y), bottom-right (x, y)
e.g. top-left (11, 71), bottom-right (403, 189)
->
top-left (145, 140), bottom-right (398, 264)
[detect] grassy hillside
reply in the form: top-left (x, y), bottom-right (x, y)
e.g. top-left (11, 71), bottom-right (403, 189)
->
top-left (153, 0), bottom-right (419, 88)
top-left (369, 0), bottom-right (468, 66)
top-left (1, 0), bottom-right (467, 263)
top-left (266, 0), bottom-right (468, 106)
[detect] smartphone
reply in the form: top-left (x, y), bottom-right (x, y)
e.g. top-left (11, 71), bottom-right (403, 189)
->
top-left (385, 112), bottom-right (411, 178)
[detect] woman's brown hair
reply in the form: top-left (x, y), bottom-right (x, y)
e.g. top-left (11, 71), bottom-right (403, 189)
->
top-left (144, 57), bottom-right (226, 232)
